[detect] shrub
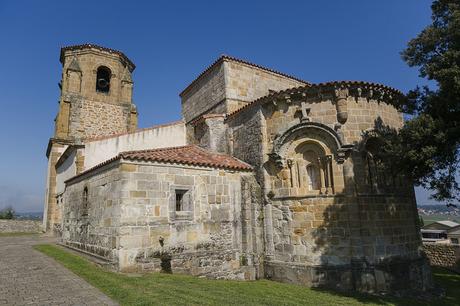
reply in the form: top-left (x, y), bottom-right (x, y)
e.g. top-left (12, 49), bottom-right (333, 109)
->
top-left (0, 207), bottom-right (15, 219)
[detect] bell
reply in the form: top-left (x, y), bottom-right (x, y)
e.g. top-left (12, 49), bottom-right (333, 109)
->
top-left (97, 78), bottom-right (109, 88)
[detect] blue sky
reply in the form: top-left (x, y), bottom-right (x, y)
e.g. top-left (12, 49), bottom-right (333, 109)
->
top-left (0, 0), bottom-right (439, 212)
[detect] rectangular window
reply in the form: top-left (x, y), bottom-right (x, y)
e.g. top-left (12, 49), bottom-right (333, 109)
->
top-left (175, 190), bottom-right (188, 211)
top-left (451, 238), bottom-right (459, 244)
top-left (172, 189), bottom-right (193, 221)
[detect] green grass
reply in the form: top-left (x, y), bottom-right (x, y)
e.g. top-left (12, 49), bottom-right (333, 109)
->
top-left (0, 232), bottom-right (39, 237)
top-left (34, 244), bottom-right (460, 306)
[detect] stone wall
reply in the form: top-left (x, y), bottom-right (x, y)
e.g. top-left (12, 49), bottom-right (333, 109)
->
top-left (45, 46), bottom-right (137, 232)
top-left (224, 60), bottom-right (305, 113)
top-left (423, 243), bottom-right (460, 272)
top-left (181, 58), bottom-right (306, 123)
top-left (228, 107), bottom-right (266, 184)
top-left (62, 160), bottom-right (264, 279)
top-left (181, 63), bottom-right (226, 123)
top-left (68, 98), bottom-right (131, 139)
top-left (62, 163), bottom-right (123, 261)
top-left (0, 220), bottom-right (42, 233)
top-left (224, 84), bottom-right (430, 292)
top-left (57, 46), bottom-right (137, 141)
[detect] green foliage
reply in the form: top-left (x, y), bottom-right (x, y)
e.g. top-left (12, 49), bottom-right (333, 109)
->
top-left (370, 0), bottom-right (460, 204)
top-left (0, 207), bottom-right (15, 219)
top-left (34, 244), bottom-right (460, 306)
top-left (419, 215), bottom-right (425, 227)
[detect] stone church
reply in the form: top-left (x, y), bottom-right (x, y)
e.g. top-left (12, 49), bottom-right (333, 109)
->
top-left (43, 44), bottom-right (432, 293)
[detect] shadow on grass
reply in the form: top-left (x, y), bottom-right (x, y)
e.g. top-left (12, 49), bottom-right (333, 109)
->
top-left (310, 267), bottom-right (460, 306)
top-left (34, 244), bottom-right (460, 306)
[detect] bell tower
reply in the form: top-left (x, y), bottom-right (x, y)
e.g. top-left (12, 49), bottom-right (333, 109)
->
top-left (43, 44), bottom-right (138, 232)
top-left (55, 44), bottom-right (137, 140)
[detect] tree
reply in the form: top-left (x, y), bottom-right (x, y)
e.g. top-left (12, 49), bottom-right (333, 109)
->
top-left (0, 207), bottom-right (15, 219)
top-left (419, 216), bottom-right (425, 228)
top-left (368, 0), bottom-right (460, 205)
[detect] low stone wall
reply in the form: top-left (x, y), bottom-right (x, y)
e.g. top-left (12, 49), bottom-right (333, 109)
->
top-left (0, 220), bottom-right (42, 233)
top-left (423, 243), bottom-right (460, 272)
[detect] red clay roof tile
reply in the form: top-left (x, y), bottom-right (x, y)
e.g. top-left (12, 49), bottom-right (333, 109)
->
top-left (66, 145), bottom-right (252, 184)
top-left (120, 145), bottom-right (252, 171)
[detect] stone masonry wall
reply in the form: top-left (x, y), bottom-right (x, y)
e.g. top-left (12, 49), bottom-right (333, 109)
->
top-left (224, 85), bottom-right (429, 292)
top-left (181, 63), bottom-right (226, 123)
top-left (224, 60), bottom-right (305, 114)
top-left (423, 243), bottom-right (460, 272)
top-left (181, 58), bottom-right (306, 123)
top-left (116, 162), bottom-right (263, 279)
top-left (63, 160), bottom-right (264, 279)
top-left (228, 107), bottom-right (266, 184)
top-left (62, 163), bottom-right (123, 261)
top-left (68, 98), bottom-right (131, 139)
top-left (58, 48), bottom-right (136, 141)
top-left (0, 220), bottom-right (42, 233)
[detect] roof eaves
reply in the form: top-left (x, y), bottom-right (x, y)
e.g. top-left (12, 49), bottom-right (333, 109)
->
top-left (225, 80), bottom-right (405, 121)
top-left (60, 43), bottom-right (136, 71)
top-left (65, 155), bottom-right (121, 185)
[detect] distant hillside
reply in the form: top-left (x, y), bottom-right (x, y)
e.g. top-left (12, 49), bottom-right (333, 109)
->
top-left (14, 212), bottom-right (43, 220)
top-left (418, 205), bottom-right (460, 225)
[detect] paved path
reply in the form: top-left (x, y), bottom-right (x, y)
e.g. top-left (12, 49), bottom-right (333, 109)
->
top-left (0, 235), bottom-right (118, 306)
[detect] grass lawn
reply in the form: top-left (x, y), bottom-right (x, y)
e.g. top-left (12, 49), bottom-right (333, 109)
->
top-left (34, 244), bottom-right (460, 306)
top-left (0, 232), bottom-right (39, 237)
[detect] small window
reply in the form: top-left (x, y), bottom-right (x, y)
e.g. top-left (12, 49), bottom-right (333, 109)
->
top-left (82, 187), bottom-right (89, 216)
top-left (451, 238), bottom-right (459, 244)
top-left (96, 66), bottom-right (111, 93)
top-left (175, 190), bottom-right (188, 211)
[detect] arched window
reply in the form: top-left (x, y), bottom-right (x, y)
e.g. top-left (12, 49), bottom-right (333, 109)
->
top-left (363, 137), bottom-right (385, 191)
top-left (306, 164), bottom-right (320, 191)
top-left (96, 66), bottom-right (111, 93)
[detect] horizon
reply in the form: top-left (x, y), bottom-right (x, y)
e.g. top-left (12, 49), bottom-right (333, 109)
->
top-left (0, 0), bottom-right (452, 213)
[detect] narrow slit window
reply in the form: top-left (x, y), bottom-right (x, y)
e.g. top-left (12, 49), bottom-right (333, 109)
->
top-left (82, 187), bottom-right (89, 216)
top-left (175, 190), bottom-right (188, 211)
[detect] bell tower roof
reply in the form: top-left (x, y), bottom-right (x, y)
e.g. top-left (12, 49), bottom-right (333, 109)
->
top-left (60, 43), bottom-right (135, 71)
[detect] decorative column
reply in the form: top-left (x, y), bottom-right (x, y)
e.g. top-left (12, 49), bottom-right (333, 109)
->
top-left (326, 155), bottom-right (334, 194)
top-left (287, 159), bottom-right (294, 188)
top-left (318, 157), bottom-right (326, 194)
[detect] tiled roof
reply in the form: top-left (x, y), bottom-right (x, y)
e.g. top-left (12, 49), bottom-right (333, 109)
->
top-left (66, 145), bottom-right (252, 184)
top-left (120, 145), bottom-right (253, 171)
top-left (60, 43), bottom-right (135, 71)
top-left (226, 80), bottom-right (405, 120)
top-left (179, 55), bottom-right (309, 97)
top-left (84, 120), bottom-right (184, 143)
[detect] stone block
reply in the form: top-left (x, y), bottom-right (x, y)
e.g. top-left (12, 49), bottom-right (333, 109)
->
top-left (120, 163), bottom-right (137, 172)
top-left (130, 190), bottom-right (146, 198)
top-left (174, 175), bottom-right (194, 185)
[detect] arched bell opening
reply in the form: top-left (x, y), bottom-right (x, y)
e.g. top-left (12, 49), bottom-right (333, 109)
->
top-left (96, 66), bottom-right (111, 93)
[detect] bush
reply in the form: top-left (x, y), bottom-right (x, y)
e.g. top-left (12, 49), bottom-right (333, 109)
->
top-left (0, 207), bottom-right (15, 219)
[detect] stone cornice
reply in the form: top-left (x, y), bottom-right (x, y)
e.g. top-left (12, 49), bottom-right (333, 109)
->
top-left (60, 44), bottom-right (135, 71)
top-left (226, 81), bottom-right (406, 121)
